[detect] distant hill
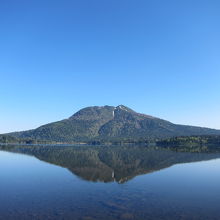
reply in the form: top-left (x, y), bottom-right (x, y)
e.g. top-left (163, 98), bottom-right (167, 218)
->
top-left (0, 134), bottom-right (19, 143)
top-left (7, 105), bottom-right (220, 143)
top-left (0, 134), bottom-right (52, 144)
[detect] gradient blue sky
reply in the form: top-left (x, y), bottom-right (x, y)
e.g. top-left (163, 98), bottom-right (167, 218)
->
top-left (1, 0), bottom-right (220, 133)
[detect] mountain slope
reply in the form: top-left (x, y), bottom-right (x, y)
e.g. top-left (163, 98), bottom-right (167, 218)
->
top-left (8, 105), bottom-right (220, 142)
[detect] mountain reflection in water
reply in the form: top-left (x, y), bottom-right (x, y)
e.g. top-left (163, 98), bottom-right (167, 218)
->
top-left (1, 144), bottom-right (220, 183)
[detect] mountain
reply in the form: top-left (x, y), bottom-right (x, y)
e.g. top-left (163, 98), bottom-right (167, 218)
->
top-left (7, 105), bottom-right (220, 143)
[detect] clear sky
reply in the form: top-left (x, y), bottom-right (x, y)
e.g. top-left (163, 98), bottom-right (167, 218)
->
top-left (0, 0), bottom-right (220, 133)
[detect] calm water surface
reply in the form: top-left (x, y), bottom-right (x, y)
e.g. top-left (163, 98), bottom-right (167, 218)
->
top-left (0, 145), bottom-right (220, 220)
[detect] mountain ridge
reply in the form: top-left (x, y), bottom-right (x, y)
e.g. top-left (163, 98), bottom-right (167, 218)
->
top-left (6, 105), bottom-right (220, 142)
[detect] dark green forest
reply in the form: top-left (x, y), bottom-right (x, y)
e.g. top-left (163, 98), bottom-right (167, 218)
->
top-left (1, 133), bottom-right (220, 153)
top-left (157, 135), bottom-right (220, 152)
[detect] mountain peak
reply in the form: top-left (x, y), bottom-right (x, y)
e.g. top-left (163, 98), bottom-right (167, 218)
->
top-left (70, 105), bottom-right (115, 120)
top-left (116, 105), bottom-right (135, 112)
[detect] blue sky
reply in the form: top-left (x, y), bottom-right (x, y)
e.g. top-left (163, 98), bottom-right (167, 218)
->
top-left (0, 0), bottom-right (220, 133)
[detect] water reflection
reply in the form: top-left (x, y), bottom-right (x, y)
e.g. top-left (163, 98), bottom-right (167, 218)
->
top-left (1, 144), bottom-right (220, 183)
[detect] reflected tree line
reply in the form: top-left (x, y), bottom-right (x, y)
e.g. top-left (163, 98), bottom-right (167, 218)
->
top-left (0, 144), bottom-right (220, 183)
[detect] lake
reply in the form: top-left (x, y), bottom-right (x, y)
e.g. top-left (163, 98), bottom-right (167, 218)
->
top-left (0, 145), bottom-right (220, 220)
